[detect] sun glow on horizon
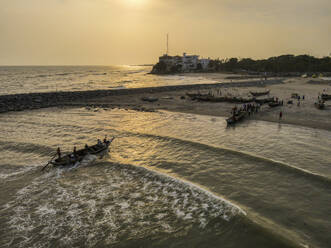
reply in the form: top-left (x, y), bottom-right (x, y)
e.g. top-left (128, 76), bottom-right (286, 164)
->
top-left (125, 0), bottom-right (148, 6)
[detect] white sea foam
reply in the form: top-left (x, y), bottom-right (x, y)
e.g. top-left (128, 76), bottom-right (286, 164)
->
top-left (1, 162), bottom-right (243, 248)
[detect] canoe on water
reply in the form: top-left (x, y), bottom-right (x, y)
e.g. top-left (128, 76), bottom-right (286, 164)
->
top-left (226, 111), bottom-right (247, 125)
top-left (42, 137), bottom-right (115, 170)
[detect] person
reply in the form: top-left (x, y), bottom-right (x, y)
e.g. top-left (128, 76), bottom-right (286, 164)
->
top-left (279, 111), bottom-right (282, 120)
top-left (57, 147), bottom-right (61, 159)
top-left (97, 139), bottom-right (102, 145)
top-left (85, 144), bottom-right (88, 149)
top-left (103, 135), bottom-right (107, 143)
top-left (73, 146), bottom-right (77, 158)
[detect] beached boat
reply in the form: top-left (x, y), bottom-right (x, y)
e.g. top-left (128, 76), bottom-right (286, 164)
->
top-left (195, 95), bottom-right (254, 103)
top-left (254, 97), bottom-right (274, 104)
top-left (321, 94), bottom-right (331, 101)
top-left (314, 101), bottom-right (325, 109)
top-left (187, 92), bottom-right (254, 103)
top-left (42, 137), bottom-right (115, 170)
top-left (268, 101), bottom-right (282, 108)
top-left (226, 111), bottom-right (247, 125)
top-left (250, 90), bottom-right (270, 97)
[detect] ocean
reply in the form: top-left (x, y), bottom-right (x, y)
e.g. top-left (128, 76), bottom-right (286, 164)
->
top-left (0, 67), bottom-right (330, 248)
top-left (0, 66), bottom-right (219, 95)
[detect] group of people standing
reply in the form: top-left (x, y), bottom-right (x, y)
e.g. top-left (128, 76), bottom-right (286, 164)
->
top-left (232, 103), bottom-right (261, 117)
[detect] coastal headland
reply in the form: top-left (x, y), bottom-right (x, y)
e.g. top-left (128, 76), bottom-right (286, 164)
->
top-left (1, 76), bottom-right (331, 131)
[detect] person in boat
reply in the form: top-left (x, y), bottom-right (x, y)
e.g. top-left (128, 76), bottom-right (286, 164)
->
top-left (97, 139), bottom-right (102, 145)
top-left (84, 144), bottom-right (92, 154)
top-left (103, 135), bottom-right (108, 144)
top-left (57, 147), bottom-right (61, 159)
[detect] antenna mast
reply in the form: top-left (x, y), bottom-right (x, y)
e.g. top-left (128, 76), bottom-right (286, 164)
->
top-left (166, 33), bottom-right (169, 55)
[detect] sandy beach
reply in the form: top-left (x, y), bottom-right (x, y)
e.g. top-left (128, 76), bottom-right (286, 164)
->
top-left (85, 76), bottom-right (331, 131)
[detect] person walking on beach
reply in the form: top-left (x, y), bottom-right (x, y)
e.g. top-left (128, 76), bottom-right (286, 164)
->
top-left (279, 111), bottom-right (283, 120)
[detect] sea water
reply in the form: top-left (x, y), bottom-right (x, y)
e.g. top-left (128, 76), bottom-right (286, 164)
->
top-left (0, 107), bottom-right (331, 248)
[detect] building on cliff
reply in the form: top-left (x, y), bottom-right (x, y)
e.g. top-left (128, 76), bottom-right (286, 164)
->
top-left (152, 53), bottom-right (210, 74)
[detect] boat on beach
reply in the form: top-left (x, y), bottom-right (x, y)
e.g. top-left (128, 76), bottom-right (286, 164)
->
top-left (254, 97), bottom-right (274, 104)
top-left (268, 101), bottom-right (282, 107)
top-left (250, 90), bottom-right (270, 97)
top-left (314, 100), bottom-right (325, 109)
top-left (188, 94), bottom-right (254, 103)
top-left (42, 137), bottom-right (115, 170)
top-left (321, 93), bottom-right (331, 101)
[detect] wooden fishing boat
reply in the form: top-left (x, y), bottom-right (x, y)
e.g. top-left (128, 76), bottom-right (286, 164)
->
top-left (250, 90), bottom-right (270, 97)
top-left (321, 94), bottom-right (331, 101)
top-left (226, 111), bottom-right (247, 125)
top-left (254, 97), bottom-right (274, 104)
top-left (195, 95), bottom-right (254, 103)
top-left (268, 101), bottom-right (282, 107)
top-left (314, 101), bottom-right (325, 109)
top-left (42, 137), bottom-right (115, 170)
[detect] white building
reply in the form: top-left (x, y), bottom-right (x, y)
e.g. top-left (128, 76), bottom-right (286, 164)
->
top-left (181, 53), bottom-right (199, 71)
top-left (158, 52), bottom-right (210, 72)
top-left (199, 58), bottom-right (211, 70)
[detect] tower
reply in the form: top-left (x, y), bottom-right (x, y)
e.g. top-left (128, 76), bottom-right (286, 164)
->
top-left (166, 33), bottom-right (169, 55)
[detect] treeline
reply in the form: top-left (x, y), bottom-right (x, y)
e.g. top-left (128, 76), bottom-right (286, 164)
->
top-left (207, 55), bottom-right (331, 73)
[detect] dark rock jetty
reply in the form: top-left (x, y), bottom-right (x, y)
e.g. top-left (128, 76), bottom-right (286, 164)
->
top-left (0, 79), bottom-right (283, 114)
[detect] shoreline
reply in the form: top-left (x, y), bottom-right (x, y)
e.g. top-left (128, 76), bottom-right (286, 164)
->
top-left (1, 77), bottom-right (331, 131)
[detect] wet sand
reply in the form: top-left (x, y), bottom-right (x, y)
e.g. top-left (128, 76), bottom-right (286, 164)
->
top-left (86, 77), bottom-right (331, 131)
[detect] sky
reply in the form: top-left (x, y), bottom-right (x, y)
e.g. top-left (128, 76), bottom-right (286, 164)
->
top-left (0, 0), bottom-right (330, 65)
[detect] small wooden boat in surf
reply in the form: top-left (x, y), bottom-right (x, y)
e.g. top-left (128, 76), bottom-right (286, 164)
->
top-left (250, 90), bottom-right (270, 97)
top-left (44, 137), bottom-right (115, 170)
top-left (226, 111), bottom-right (247, 125)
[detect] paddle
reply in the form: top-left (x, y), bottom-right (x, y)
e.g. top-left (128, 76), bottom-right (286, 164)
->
top-left (41, 153), bottom-right (57, 171)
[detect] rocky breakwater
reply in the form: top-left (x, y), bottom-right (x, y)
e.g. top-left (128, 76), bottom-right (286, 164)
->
top-left (0, 79), bottom-right (284, 114)
top-left (0, 90), bottom-right (114, 113)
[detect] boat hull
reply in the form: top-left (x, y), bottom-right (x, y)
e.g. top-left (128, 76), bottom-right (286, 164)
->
top-left (50, 139), bottom-right (114, 168)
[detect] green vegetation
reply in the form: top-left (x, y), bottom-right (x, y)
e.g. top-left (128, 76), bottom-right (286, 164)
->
top-left (151, 54), bottom-right (331, 75)
top-left (208, 55), bottom-right (331, 73)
